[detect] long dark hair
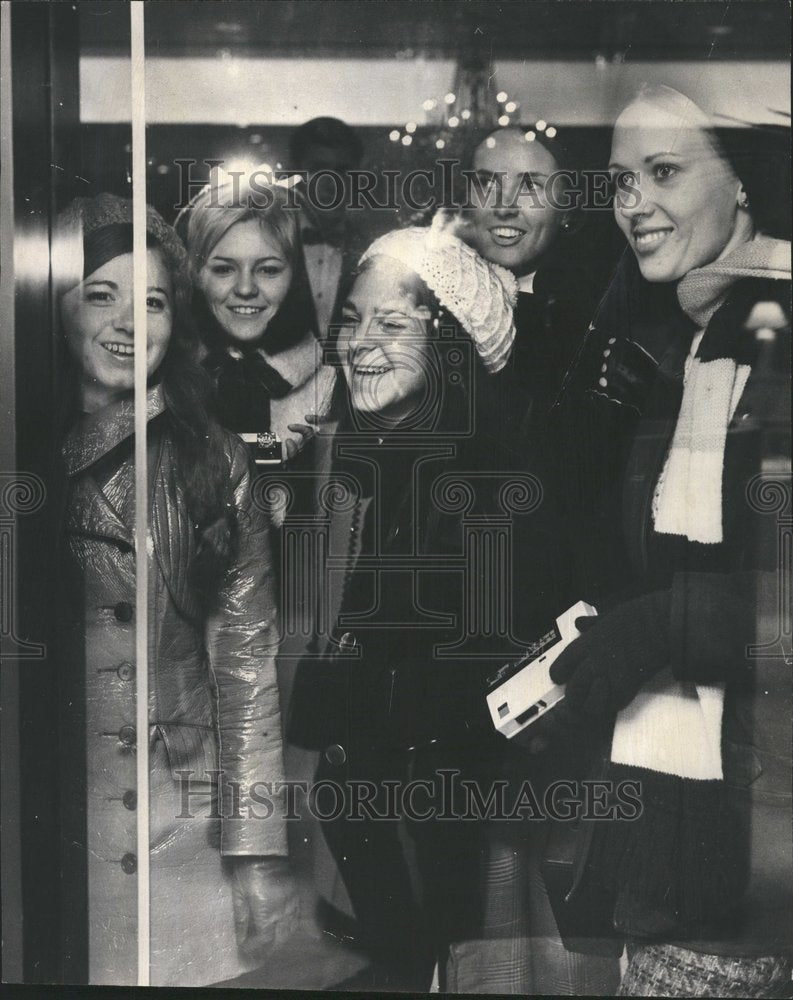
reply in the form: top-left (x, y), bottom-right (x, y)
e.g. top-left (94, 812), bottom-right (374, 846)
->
top-left (159, 314), bottom-right (239, 603)
top-left (143, 228), bottom-right (241, 602)
top-left (57, 215), bottom-right (238, 604)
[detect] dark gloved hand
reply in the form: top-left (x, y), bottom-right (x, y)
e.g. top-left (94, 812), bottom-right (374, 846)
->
top-left (231, 855), bottom-right (300, 956)
top-left (549, 591), bottom-right (671, 718)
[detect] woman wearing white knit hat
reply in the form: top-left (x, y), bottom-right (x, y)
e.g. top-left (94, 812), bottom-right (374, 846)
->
top-left (289, 222), bottom-right (586, 991)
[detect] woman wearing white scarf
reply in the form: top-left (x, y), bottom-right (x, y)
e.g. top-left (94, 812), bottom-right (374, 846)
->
top-left (549, 86), bottom-right (791, 997)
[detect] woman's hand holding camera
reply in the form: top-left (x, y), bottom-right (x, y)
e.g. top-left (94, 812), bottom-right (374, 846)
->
top-left (549, 591), bottom-right (671, 718)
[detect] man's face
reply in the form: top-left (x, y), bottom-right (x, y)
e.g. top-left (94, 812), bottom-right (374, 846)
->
top-left (301, 144), bottom-right (355, 225)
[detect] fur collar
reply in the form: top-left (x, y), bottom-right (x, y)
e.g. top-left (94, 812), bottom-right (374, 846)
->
top-left (259, 328), bottom-right (332, 392)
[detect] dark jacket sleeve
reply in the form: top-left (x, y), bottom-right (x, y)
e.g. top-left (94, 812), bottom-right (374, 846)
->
top-left (205, 438), bottom-right (287, 856)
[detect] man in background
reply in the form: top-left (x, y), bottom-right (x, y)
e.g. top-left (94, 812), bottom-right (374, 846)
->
top-left (289, 116), bottom-right (365, 340)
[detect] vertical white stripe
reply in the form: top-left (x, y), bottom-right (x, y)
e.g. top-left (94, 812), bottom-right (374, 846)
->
top-left (0, 1), bottom-right (23, 981)
top-left (130, 1), bottom-right (150, 987)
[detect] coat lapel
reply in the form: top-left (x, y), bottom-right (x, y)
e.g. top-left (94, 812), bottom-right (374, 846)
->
top-left (149, 433), bottom-right (202, 623)
top-left (65, 474), bottom-right (134, 548)
top-left (62, 386), bottom-right (166, 548)
top-left (62, 385), bottom-right (166, 477)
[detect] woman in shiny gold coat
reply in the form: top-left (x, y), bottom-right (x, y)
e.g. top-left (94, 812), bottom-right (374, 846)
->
top-left (56, 193), bottom-right (297, 986)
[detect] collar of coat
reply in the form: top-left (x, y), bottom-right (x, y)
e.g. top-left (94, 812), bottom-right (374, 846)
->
top-left (230, 326), bottom-right (330, 395)
top-left (62, 384), bottom-right (167, 477)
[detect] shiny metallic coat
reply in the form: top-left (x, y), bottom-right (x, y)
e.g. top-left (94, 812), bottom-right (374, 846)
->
top-left (61, 387), bottom-right (286, 985)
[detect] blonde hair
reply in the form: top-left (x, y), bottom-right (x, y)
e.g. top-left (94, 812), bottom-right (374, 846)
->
top-left (185, 179), bottom-right (299, 280)
top-left (617, 84), bottom-right (731, 166)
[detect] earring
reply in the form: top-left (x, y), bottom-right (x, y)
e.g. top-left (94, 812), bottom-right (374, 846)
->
top-left (739, 191), bottom-right (749, 209)
top-left (561, 218), bottom-right (571, 231)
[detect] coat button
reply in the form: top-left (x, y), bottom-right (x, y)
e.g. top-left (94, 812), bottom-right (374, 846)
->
top-left (121, 853), bottom-right (137, 874)
top-left (122, 790), bottom-right (137, 811)
top-left (324, 743), bottom-right (347, 765)
top-left (339, 632), bottom-right (357, 653)
top-left (114, 601), bottom-right (134, 623)
top-left (118, 725), bottom-right (136, 747)
top-left (117, 662), bottom-right (135, 681)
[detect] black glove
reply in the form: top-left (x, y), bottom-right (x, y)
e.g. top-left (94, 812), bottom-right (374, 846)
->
top-left (549, 591), bottom-right (671, 718)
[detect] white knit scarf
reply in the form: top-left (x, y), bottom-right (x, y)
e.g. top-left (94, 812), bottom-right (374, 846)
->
top-left (615, 235), bottom-right (791, 781)
top-left (654, 236), bottom-right (791, 545)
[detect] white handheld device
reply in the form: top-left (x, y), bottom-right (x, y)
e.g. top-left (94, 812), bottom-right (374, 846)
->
top-left (486, 600), bottom-right (597, 738)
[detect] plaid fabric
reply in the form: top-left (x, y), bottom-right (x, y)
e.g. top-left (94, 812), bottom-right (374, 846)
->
top-left (444, 832), bottom-right (621, 995)
top-left (619, 944), bottom-right (793, 998)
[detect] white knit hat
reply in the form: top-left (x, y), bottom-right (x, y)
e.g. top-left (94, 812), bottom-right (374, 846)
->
top-left (359, 223), bottom-right (518, 374)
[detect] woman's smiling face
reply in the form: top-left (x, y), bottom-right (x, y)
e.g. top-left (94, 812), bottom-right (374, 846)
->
top-left (609, 93), bottom-right (751, 282)
top-left (468, 128), bottom-right (565, 276)
top-left (60, 248), bottom-right (173, 412)
top-left (339, 258), bottom-right (433, 425)
top-left (198, 218), bottom-right (293, 344)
